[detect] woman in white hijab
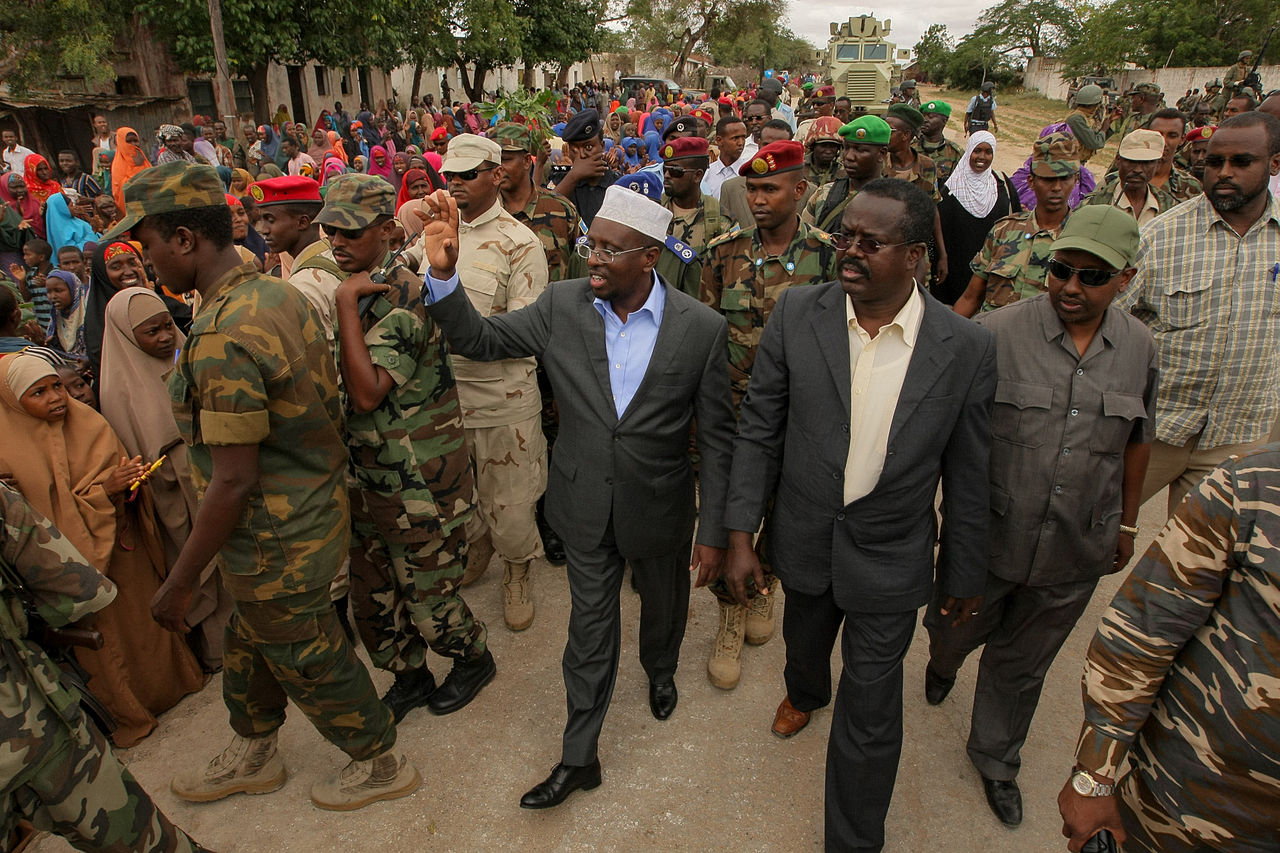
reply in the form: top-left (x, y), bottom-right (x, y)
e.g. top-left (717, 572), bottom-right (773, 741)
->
top-left (933, 131), bottom-right (1019, 305)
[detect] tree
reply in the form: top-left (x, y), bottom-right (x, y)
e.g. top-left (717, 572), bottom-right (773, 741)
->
top-left (0, 0), bottom-right (126, 93)
top-left (970, 0), bottom-right (1078, 57)
top-left (137, 0), bottom-right (409, 122)
top-left (945, 30), bottom-right (1020, 90)
top-left (397, 0), bottom-right (527, 102)
top-left (705, 2), bottom-right (815, 79)
top-left (516, 0), bottom-right (605, 88)
top-left (624, 0), bottom-right (721, 83)
top-left (913, 23), bottom-right (954, 83)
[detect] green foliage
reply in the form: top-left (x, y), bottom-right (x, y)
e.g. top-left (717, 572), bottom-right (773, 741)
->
top-left (970, 0), bottom-right (1078, 57)
top-left (705, 1), bottom-right (815, 77)
top-left (944, 30), bottom-right (1022, 90)
top-left (623, 0), bottom-right (720, 80)
top-left (517, 0), bottom-right (604, 71)
top-left (473, 88), bottom-right (558, 145)
top-left (913, 23), bottom-right (954, 81)
top-left (0, 0), bottom-right (124, 92)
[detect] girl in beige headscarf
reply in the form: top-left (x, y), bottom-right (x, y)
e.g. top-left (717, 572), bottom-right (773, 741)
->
top-left (99, 288), bottom-right (233, 669)
top-left (0, 352), bottom-right (203, 747)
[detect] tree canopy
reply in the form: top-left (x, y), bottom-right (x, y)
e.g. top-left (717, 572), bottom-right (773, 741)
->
top-left (0, 0), bottom-right (123, 93)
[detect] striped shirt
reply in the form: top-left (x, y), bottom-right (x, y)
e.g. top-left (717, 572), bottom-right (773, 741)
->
top-left (1074, 447), bottom-right (1280, 851)
top-left (1117, 193), bottom-right (1280, 449)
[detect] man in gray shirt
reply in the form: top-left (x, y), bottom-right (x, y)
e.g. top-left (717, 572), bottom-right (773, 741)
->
top-left (923, 205), bottom-right (1157, 829)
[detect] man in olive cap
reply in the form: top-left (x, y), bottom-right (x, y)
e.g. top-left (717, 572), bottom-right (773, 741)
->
top-left (492, 122), bottom-right (583, 285)
top-left (322, 171), bottom-right (495, 722)
top-left (129, 162), bottom-right (418, 811)
top-left (927, 204), bottom-right (1155, 829)
top-left (803, 115), bottom-right (890, 233)
top-left (956, 133), bottom-right (1079, 317)
top-left (1083, 129), bottom-right (1179, 225)
top-left (1109, 82), bottom-right (1163, 153)
top-left (436, 134), bottom-right (550, 636)
top-left (916, 100), bottom-right (964, 186)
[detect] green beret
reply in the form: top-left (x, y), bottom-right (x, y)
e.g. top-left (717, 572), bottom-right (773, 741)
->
top-left (838, 115), bottom-right (892, 146)
top-left (920, 100), bottom-right (952, 118)
top-left (885, 104), bottom-right (924, 130)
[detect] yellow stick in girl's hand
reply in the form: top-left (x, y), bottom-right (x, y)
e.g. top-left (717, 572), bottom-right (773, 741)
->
top-left (129, 455), bottom-right (167, 494)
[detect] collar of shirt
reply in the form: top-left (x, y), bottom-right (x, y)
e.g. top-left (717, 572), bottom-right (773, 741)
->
top-left (203, 261), bottom-right (260, 306)
top-left (1201, 190), bottom-right (1280, 237)
top-left (1113, 183), bottom-right (1160, 217)
top-left (844, 283), bottom-right (924, 348)
top-left (1034, 290), bottom-right (1120, 357)
top-left (751, 218), bottom-right (814, 265)
top-left (1025, 206), bottom-right (1066, 238)
top-left (708, 158), bottom-right (738, 180)
top-left (593, 269), bottom-right (666, 328)
top-left (460, 199), bottom-right (503, 230)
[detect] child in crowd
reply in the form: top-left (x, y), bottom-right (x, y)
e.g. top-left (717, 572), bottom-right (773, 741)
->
top-left (8, 237), bottom-right (54, 332)
top-left (56, 244), bottom-right (86, 281)
top-left (43, 269), bottom-right (87, 357)
top-left (56, 360), bottom-right (97, 409)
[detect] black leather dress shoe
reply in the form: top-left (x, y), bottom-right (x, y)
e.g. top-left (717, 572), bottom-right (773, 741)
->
top-left (427, 649), bottom-right (495, 715)
top-left (982, 776), bottom-right (1023, 827)
top-left (542, 530), bottom-right (566, 566)
top-left (649, 680), bottom-right (678, 720)
top-left (925, 664), bottom-right (956, 706)
top-left (380, 668), bottom-right (436, 723)
top-left (519, 760), bottom-right (602, 809)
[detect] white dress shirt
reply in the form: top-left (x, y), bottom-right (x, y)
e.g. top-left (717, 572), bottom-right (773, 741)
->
top-left (843, 285), bottom-right (924, 503)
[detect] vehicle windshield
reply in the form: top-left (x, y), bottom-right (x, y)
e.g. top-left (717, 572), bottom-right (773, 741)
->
top-left (863, 44), bottom-right (888, 60)
top-left (836, 45), bottom-right (860, 60)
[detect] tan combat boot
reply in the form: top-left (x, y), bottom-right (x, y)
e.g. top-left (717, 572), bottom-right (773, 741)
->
top-left (745, 578), bottom-right (779, 645)
top-left (502, 559), bottom-right (535, 631)
top-left (707, 600), bottom-right (746, 689)
top-left (310, 745), bottom-right (421, 811)
top-left (171, 731), bottom-right (287, 802)
top-left (461, 534), bottom-right (495, 586)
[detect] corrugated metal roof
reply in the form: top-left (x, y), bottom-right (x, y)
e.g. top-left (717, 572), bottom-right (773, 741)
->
top-left (0, 89), bottom-right (183, 110)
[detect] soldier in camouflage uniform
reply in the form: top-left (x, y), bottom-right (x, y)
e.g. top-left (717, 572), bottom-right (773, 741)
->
top-left (1204, 79), bottom-right (1227, 119)
top-left (1223, 50), bottom-right (1253, 99)
top-left (658, 136), bottom-right (729, 298)
top-left (916, 100), bottom-right (964, 188)
top-left (1060, 447), bottom-right (1280, 853)
top-left (1106, 83), bottom-right (1164, 172)
top-left (954, 134), bottom-right (1078, 316)
top-left (699, 139), bottom-right (838, 691)
top-left (1081, 130), bottom-right (1181, 226)
top-left (323, 173), bottom-right (495, 724)
top-left (803, 116), bottom-right (845, 190)
top-left (436, 135), bottom-right (549, 634)
top-left (883, 104), bottom-right (941, 202)
top-left (115, 162), bottom-right (417, 812)
top-left (803, 115), bottom-right (890, 233)
top-left (0, 483), bottom-right (204, 852)
top-left (1142, 109), bottom-right (1203, 202)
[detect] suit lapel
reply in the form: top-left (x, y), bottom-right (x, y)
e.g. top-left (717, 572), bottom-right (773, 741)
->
top-left (619, 288), bottom-right (691, 423)
top-left (577, 288), bottom-right (618, 422)
top-left (887, 294), bottom-right (952, 444)
top-left (813, 284), bottom-right (851, 415)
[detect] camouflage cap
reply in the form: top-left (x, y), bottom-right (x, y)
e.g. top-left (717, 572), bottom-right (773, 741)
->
top-left (805, 116), bottom-right (844, 147)
top-left (491, 122), bottom-right (534, 152)
top-left (315, 173), bottom-right (396, 229)
top-left (1133, 82), bottom-right (1161, 97)
top-left (1030, 132), bottom-right (1080, 178)
top-left (101, 161), bottom-right (228, 242)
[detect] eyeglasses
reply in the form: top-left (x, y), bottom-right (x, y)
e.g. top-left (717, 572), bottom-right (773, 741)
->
top-left (1203, 154), bottom-right (1260, 169)
top-left (443, 165), bottom-right (496, 182)
top-left (663, 165), bottom-right (691, 178)
top-left (829, 232), bottom-right (910, 254)
top-left (1046, 258), bottom-right (1118, 287)
top-left (575, 237), bottom-right (648, 263)
top-left (322, 223), bottom-right (369, 240)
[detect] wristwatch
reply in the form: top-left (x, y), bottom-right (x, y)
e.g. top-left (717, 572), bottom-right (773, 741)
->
top-left (1071, 770), bottom-right (1114, 798)
top-left (1118, 523), bottom-right (1139, 537)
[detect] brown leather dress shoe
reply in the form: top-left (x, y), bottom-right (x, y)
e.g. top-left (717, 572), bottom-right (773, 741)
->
top-left (771, 696), bottom-right (811, 738)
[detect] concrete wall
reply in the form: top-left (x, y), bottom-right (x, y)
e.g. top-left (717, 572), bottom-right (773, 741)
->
top-left (1025, 55), bottom-right (1279, 103)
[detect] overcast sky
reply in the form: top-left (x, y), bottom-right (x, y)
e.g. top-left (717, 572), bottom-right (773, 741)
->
top-left (787, 3), bottom-right (983, 60)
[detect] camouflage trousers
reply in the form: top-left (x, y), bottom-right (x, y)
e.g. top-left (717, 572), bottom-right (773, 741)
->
top-left (1117, 771), bottom-right (1223, 853)
top-left (348, 493), bottom-right (487, 675)
top-left (223, 588), bottom-right (396, 761)
top-left (5, 714), bottom-right (200, 852)
top-left (464, 414), bottom-right (547, 564)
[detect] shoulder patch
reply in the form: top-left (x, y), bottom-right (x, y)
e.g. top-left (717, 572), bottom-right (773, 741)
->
top-left (708, 224), bottom-right (747, 250)
top-left (665, 236), bottom-right (698, 263)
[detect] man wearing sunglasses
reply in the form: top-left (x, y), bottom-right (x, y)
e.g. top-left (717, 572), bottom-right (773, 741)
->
top-left (925, 205), bottom-right (1155, 829)
top-left (436, 135), bottom-right (550, 635)
top-left (1117, 111), bottom-right (1280, 515)
top-left (657, 136), bottom-right (729, 298)
top-left (724, 178), bottom-right (995, 850)
top-left (418, 183), bottom-right (734, 810)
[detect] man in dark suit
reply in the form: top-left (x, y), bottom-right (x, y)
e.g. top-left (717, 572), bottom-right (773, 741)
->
top-left (724, 178), bottom-right (996, 851)
top-left (413, 184), bottom-right (735, 809)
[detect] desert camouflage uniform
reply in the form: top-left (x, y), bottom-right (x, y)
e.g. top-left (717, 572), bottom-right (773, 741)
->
top-left (344, 258), bottom-right (487, 673)
top-left (512, 188), bottom-right (585, 283)
top-left (1075, 448), bottom-right (1280, 853)
top-left (446, 201), bottom-right (549, 565)
top-left (886, 151), bottom-right (942, 201)
top-left (971, 209), bottom-right (1070, 312)
top-left (170, 260), bottom-right (395, 761)
top-left (916, 137), bottom-right (964, 187)
top-left (659, 191), bottom-right (729, 299)
top-left (0, 483), bottom-right (201, 852)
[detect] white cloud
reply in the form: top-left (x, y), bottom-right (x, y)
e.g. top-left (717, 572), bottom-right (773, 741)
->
top-left (785, 3), bottom-right (986, 61)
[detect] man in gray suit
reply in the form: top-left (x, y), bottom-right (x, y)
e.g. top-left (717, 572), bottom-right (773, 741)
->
top-left (413, 184), bottom-right (735, 809)
top-left (724, 178), bottom-right (996, 851)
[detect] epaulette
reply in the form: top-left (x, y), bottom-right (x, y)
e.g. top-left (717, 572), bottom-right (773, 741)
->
top-left (665, 236), bottom-right (697, 263)
top-left (707, 224), bottom-right (748, 250)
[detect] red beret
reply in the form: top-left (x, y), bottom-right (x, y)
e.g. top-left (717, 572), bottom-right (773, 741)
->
top-left (430, 126), bottom-right (449, 142)
top-left (1185, 125), bottom-right (1217, 142)
top-left (249, 175), bottom-right (322, 206)
top-left (718, 96), bottom-right (733, 106)
top-left (692, 109), bottom-right (715, 125)
top-left (739, 140), bottom-right (805, 177)
top-left (662, 136), bottom-right (709, 161)
top-left (819, 85), bottom-right (835, 97)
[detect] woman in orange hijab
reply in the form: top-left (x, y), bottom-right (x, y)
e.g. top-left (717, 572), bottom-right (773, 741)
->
top-left (110, 126), bottom-right (151, 211)
top-left (0, 353), bottom-right (204, 747)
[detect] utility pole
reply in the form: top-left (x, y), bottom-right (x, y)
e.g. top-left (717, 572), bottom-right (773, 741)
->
top-left (207, 0), bottom-right (239, 137)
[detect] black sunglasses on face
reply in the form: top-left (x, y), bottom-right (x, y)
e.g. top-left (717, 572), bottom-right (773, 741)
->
top-left (443, 165), bottom-right (496, 181)
top-left (322, 223), bottom-right (369, 240)
top-left (1046, 257), bottom-right (1118, 287)
top-left (663, 165), bottom-right (690, 178)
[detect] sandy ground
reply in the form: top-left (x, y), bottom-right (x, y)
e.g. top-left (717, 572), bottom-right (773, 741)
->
top-left (30, 491), bottom-right (1172, 853)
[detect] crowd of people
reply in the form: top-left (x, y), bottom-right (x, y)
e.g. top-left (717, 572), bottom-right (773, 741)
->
top-left (2, 68), bottom-right (1279, 853)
